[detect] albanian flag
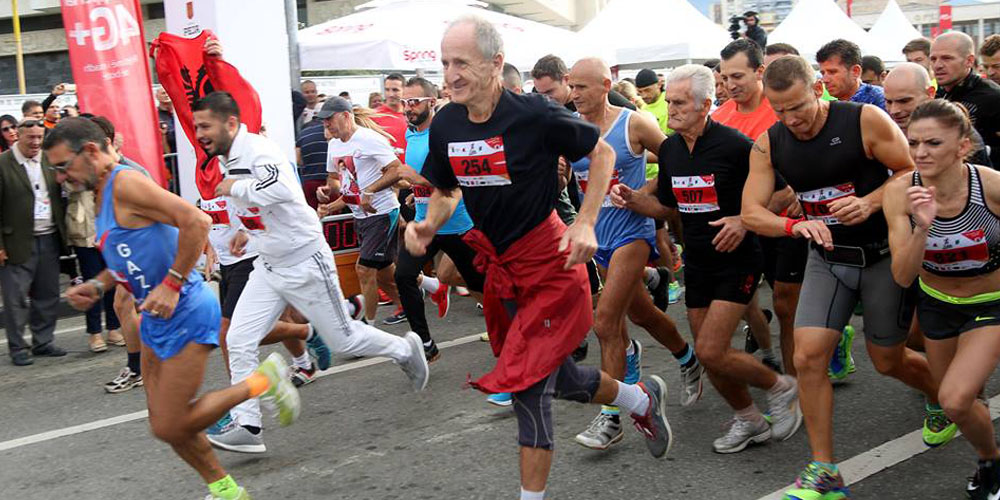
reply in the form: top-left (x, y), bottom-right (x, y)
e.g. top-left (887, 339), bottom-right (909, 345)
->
top-left (150, 30), bottom-right (262, 200)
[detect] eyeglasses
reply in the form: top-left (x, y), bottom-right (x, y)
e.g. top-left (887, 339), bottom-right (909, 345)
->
top-left (18, 120), bottom-right (45, 129)
top-left (1, 126), bottom-right (15, 133)
top-left (402, 97), bottom-right (433, 107)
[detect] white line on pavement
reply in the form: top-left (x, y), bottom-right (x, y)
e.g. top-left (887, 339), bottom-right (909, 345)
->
top-left (756, 395), bottom-right (1000, 499)
top-left (0, 332), bottom-right (485, 453)
top-left (0, 325), bottom-right (87, 347)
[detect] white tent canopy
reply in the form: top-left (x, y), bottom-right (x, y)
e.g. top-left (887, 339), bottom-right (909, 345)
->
top-left (768, 0), bottom-right (903, 63)
top-left (297, 0), bottom-right (587, 71)
top-left (579, 0), bottom-right (732, 68)
top-left (869, 0), bottom-right (924, 61)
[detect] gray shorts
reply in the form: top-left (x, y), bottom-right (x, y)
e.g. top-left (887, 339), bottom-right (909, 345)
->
top-left (794, 248), bottom-right (914, 346)
top-left (356, 209), bottom-right (399, 270)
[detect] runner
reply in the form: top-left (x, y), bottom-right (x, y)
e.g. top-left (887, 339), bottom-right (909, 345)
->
top-left (316, 97), bottom-right (407, 325)
top-left (394, 76), bottom-right (484, 362)
top-left (716, 38), bottom-right (804, 375)
top-left (742, 55), bottom-right (954, 499)
top-left (196, 92), bottom-right (428, 411)
top-left (410, 18), bottom-right (674, 499)
top-left (51, 117), bottom-right (299, 500)
top-left (884, 99), bottom-right (1000, 500)
top-left (567, 58), bottom-right (703, 451)
top-left (613, 64), bottom-right (802, 454)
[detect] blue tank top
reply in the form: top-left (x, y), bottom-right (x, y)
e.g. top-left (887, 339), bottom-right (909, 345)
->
top-left (95, 165), bottom-right (203, 304)
top-left (570, 109), bottom-right (655, 249)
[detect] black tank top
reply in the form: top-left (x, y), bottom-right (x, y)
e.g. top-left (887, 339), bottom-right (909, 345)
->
top-left (912, 165), bottom-right (1000, 278)
top-left (768, 101), bottom-right (889, 247)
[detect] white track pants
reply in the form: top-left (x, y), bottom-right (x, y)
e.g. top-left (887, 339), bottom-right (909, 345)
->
top-left (227, 247), bottom-right (411, 427)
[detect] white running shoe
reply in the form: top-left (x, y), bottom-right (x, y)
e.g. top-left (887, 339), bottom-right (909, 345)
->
top-left (713, 416), bottom-right (772, 454)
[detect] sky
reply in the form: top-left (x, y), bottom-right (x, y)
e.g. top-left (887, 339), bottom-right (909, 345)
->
top-left (689, 0), bottom-right (716, 16)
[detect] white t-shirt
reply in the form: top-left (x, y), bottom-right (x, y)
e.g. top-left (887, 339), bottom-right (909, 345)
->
top-left (326, 126), bottom-right (401, 219)
top-left (199, 196), bottom-right (260, 267)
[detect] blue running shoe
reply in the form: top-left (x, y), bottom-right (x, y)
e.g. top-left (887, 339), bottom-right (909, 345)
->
top-left (487, 392), bottom-right (513, 407)
top-left (828, 325), bottom-right (856, 381)
top-left (306, 325), bottom-right (332, 371)
top-left (668, 281), bottom-right (683, 305)
top-left (625, 339), bottom-right (643, 385)
top-left (206, 411), bottom-right (234, 436)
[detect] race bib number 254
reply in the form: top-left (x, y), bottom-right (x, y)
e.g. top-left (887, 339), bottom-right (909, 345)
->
top-left (448, 136), bottom-right (512, 187)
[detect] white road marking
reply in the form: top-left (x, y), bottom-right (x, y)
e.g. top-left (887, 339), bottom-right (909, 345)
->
top-left (0, 325), bottom-right (87, 347)
top-left (0, 332), bottom-right (484, 452)
top-left (756, 396), bottom-right (1000, 499)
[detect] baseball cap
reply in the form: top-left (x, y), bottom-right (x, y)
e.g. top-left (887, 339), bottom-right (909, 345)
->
top-left (314, 96), bottom-right (353, 119)
top-left (635, 69), bottom-right (659, 89)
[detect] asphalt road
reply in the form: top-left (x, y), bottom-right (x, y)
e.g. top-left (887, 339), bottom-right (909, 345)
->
top-left (1, 287), bottom-right (997, 499)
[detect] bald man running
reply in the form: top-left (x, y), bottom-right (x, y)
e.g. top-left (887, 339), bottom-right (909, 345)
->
top-left (567, 59), bottom-right (702, 450)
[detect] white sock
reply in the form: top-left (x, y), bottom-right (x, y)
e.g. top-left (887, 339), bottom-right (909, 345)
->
top-left (304, 323), bottom-right (316, 342)
top-left (612, 381), bottom-right (650, 416)
top-left (769, 374), bottom-right (792, 394)
top-left (343, 299), bottom-right (356, 318)
top-left (644, 267), bottom-right (659, 288)
top-left (625, 340), bottom-right (635, 356)
top-left (291, 352), bottom-right (311, 370)
top-left (520, 488), bottom-right (545, 500)
top-left (736, 404), bottom-right (766, 425)
top-left (419, 275), bottom-right (441, 294)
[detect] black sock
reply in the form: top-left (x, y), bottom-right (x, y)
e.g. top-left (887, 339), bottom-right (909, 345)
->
top-left (242, 425), bottom-right (261, 435)
top-left (672, 344), bottom-right (697, 369)
top-left (127, 351), bottom-right (141, 375)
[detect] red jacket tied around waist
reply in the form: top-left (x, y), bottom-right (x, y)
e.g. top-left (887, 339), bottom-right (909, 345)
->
top-left (462, 211), bottom-right (593, 394)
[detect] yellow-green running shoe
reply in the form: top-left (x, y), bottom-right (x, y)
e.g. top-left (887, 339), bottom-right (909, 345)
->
top-left (828, 325), bottom-right (856, 381)
top-left (205, 486), bottom-right (251, 500)
top-left (783, 462), bottom-right (849, 500)
top-left (256, 353), bottom-right (301, 427)
top-left (923, 404), bottom-right (958, 447)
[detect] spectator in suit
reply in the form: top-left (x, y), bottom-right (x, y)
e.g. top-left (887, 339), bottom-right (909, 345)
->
top-left (0, 119), bottom-right (68, 366)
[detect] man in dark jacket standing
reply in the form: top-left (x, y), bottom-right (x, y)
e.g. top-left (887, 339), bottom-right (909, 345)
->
top-left (744, 11), bottom-right (767, 50)
top-left (0, 119), bottom-right (68, 366)
top-left (933, 31), bottom-right (1000, 167)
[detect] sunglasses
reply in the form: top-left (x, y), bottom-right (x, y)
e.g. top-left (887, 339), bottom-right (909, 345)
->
top-left (18, 120), bottom-right (45, 129)
top-left (402, 97), bottom-right (433, 107)
top-left (1, 126), bottom-right (15, 132)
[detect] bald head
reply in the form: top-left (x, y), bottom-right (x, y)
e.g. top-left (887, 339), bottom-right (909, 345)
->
top-left (884, 62), bottom-right (936, 134)
top-left (931, 31), bottom-right (977, 89)
top-left (568, 57), bottom-right (612, 117)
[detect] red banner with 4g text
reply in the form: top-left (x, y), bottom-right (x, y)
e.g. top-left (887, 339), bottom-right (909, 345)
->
top-left (60, 0), bottom-right (166, 187)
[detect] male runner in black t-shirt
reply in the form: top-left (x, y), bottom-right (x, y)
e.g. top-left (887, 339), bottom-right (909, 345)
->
top-left (406, 17), bottom-right (672, 500)
top-left (741, 55), bottom-right (950, 499)
top-left (613, 64), bottom-right (801, 456)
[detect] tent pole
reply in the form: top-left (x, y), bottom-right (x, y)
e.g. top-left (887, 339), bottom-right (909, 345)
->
top-left (285, 0), bottom-right (302, 86)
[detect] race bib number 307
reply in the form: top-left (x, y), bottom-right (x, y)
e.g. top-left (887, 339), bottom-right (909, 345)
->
top-left (448, 136), bottom-right (512, 187)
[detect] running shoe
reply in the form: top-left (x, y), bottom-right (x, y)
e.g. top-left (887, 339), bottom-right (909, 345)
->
top-left (667, 281), bottom-right (683, 305)
top-left (290, 363), bottom-right (317, 388)
top-left (383, 307), bottom-right (407, 325)
top-left (476, 302), bottom-right (484, 315)
top-left (651, 269), bottom-right (670, 311)
top-left (828, 325), bottom-right (856, 381)
top-left (256, 352), bottom-right (301, 427)
top-left (378, 289), bottom-right (393, 306)
top-left (487, 392), bottom-right (513, 407)
top-left (572, 339), bottom-right (589, 363)
top-left (104, 367), bottom-right (143, 394)
top-left (400, 332), bottom-right (430, 392)
top-left (424, 339), bottom-right (441, 363)
top-left (206, 424), bottom-right (266, 454)
top-left (679, 361), bottom-right (705, 407)
top-left (347, 294), bottom-right (365, 321)
top-left (672, 244), bottom-right (684, 272)
top-left (305, 326), bottom-right (332, 371)
top-left (205, 487), bottom-right (251, 500)
top-left (767, 375), bottom-right (803, 441)
top-left (480, 331), bottom-right (490, 342)
top-left (922, 405), bottom-right (958, 447)
top-left (782, 462), bottom-right (849, 500)
top-left (631, 375), bottom-right (672, 458)
top-left (713, 416), bottom-right (772, 454)
top-left (625, 339), bottom-right (642, 385)
top-left (575, 412), bottom-right (624, 450)
top-left (455, 286), bottom-right (471, 297)
top-left (429, 284), bottom-right (451, 318)
top-left (206, 412), bottom-right (233, 436)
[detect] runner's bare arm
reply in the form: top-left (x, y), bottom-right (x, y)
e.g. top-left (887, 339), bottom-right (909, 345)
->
top-left (115, 169), bottom-right (210, 281)
top-left (631, 110), bottom-right (667, 157)
top-left (741, 132), bottom-right (785, 237)
top-left (398, 164), bottom-right (431, 187)
top-left (367, 159), bottom-right (402, 193)
top-left (575, 139), bottom-right (615, 226)
top-left (839, 104), bottom-right (915, 217)
top-left (325, 172), bottom-right (342, 199)
top-left (766, 185), bottom-right (797, 215)
top-left (66, 269), bottom-right (116, 310)
top-left (884, 177), bottom-right (928, 287)
top-left (422, 187), bottom-right (462, 234)
top-left (615, 177), bottom-right (672, 220)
